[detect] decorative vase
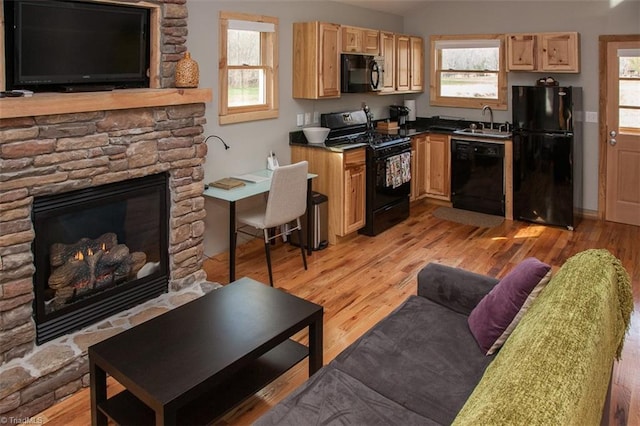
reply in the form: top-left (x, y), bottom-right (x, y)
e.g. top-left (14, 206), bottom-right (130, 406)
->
top-left (175, 51), bottom-right (199, 88)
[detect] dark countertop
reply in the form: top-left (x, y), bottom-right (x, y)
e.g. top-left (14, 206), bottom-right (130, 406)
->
top-left (289, 116), bottom-right (483, 151)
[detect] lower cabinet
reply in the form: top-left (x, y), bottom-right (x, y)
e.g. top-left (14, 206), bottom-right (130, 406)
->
top-left (410, 143), bottom-right (418, 202)
top-left (411, 133), bottom-right (451, 202)
top-left (291, 146), bottom-right (366, 245)
top-left (411, 135), bottom-right (427, 200)
top-left (343, 158), bottom-right (366, 235)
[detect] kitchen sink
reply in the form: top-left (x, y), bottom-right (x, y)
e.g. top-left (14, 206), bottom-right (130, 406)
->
top-left (453, 128), bottom-right (512, 139)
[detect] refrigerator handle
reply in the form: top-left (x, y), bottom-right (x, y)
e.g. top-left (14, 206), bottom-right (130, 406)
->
top-left (566, 109), bottom-right (572, 131)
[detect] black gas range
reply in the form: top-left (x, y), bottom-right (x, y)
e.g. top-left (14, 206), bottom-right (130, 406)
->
top-left (321, 110), bottom-right (411, 236)
top-left (322, 110), bottom-right (410, 149)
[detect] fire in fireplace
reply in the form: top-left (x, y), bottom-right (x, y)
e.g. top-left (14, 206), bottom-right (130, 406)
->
top-left (32, 173), bottom-right (169, 344)
top-left (47, 232), bottom-right (150, 313)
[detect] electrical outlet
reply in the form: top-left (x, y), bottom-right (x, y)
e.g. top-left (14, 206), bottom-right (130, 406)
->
top-left (585, 111), bottom-right (598, 123)
top-left (296, 113), bottom-right (304, 127)
top-left (313, 111), bottom-right (320, 124)
top-left (304, 113), bottom-right (311, 125)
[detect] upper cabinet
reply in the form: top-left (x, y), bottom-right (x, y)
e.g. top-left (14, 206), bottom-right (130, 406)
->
top-left (341, 25), bottom-right (379, 54)
top-left (293, 22), bottom-right (341, 99)
top-left (507, 34), bottom-right (536, 70)
top-left (409, 36), bottom-right (424, 91)
top-left (396, 35), bottom-right (411, 92)
top-left (539, 32), bottom-right (579, 72)
top-left (507, 32), bottom-right (580, 73)
top-left (395, 35), bottom-right (424, 93)
top-left (379, 32), bottom-right (396, 93)
top-left (292, 22), bottom-right (424, 98)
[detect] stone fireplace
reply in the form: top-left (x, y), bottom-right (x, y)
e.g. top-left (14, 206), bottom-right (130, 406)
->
top-left (0, 98), bottom-right (211, 418)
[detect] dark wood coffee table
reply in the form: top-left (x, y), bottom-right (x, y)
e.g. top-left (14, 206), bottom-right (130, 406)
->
top-left (89, 277), bottom-right (323, 425)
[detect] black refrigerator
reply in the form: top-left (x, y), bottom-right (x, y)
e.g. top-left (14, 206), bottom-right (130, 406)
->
top-left (512, 85), bottom-right (582, 230)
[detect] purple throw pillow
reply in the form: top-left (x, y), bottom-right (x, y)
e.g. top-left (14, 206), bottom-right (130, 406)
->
top-left (468, 257), bottom-right (552, 355)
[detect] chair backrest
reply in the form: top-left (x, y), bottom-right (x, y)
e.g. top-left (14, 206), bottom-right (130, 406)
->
top-left (264, 161), bottom-right (308, 228)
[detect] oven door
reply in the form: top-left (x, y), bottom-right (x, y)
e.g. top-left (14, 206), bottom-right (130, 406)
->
top-left (372, 145), bottom-right (411, 211)
top-left (341, 54), bottom-right (382, 93)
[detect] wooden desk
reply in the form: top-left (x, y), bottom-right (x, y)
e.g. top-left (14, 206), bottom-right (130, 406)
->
top-left (203, 169), bottom-right (317, 282)
top-left (89, 277), bottom-right (323, 425)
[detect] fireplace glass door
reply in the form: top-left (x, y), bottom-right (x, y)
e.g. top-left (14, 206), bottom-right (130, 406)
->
top-left (32, 173), bottom-right (169, 344)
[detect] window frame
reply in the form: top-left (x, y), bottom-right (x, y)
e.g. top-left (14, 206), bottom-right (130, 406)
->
top-left (429, 34), bottom-right (507, 110)
top-left (219, 11), bottom-right (279, 125)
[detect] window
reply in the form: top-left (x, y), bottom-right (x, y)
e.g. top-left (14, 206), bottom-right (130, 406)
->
top-left (430, 35), bottom-right (507, 110)
top-left (618, 49), bottom-right (640, 130)
top-left (219, 12), bottom-right (278, 124)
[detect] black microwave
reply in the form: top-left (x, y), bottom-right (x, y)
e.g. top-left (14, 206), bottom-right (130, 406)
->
top-left (341, 54), bottom-right (384, 93)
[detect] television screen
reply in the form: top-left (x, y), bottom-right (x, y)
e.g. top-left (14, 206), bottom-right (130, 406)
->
top-left (4, 0), bottom-right (150, 91)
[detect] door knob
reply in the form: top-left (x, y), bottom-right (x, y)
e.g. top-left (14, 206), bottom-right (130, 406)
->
top-left (609, 130), bottom-right (617, 137)
top-left (610, 138), bottom-right (617, 146)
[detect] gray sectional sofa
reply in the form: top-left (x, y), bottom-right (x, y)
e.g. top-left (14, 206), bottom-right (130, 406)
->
top-left (256, 249), bottom-right (633, 425)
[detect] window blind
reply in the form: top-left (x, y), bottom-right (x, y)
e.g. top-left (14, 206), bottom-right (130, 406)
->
top-left (434, 39), bottom-right (501, 50)
top-left (227, 19), bottom-right (275, 33)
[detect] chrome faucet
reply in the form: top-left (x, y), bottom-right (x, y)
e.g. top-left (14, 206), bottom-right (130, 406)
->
top-left (482, 105), bottom-right (494, 130)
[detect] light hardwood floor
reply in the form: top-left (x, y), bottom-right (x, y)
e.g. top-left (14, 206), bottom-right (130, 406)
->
top-left (39, 200), bottom-right (639, 425)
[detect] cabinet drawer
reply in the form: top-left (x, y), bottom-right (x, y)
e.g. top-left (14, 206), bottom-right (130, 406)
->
top-left (344, 149), bottom-right (366, 167)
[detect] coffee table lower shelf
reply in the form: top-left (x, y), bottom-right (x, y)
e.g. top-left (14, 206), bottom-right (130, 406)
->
top-left (98, 339), bottom-right (308, 425)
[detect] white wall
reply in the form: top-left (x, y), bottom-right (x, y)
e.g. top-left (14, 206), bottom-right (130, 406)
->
top-left (187, 1), bottom-right (405, 257)
top-left (404, 0), bottom-right (640, 215)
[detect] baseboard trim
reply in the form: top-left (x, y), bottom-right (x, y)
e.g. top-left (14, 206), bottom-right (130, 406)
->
top-left (577, 208), bottom-right (599, 220)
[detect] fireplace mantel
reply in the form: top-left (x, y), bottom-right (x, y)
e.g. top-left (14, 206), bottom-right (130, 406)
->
top-left (0, 88), bottom-right (212, 119)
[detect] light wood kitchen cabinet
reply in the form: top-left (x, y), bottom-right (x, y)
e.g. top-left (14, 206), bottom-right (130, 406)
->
top-left (291, 146), bottom-right (366, 244)
top-left (341, 25), bottom-right (379, 54)
top-left (395, 34), bottom-right (424, 93)
top-left (409, 36), bottom-right (424, 91)
top-left (411, 133), bottom-right (450, 201)
top-left (539, 32), bottom-right (579, 72)
top-left (506, 34), bottom-right (537, 71)
top-left (292, 23), bottom-right (423, 97)
top-left (396, 35), bottom-right (411, 92)
top-left (507, 32), bottom-right (579, 73)
top-left (411, 135), bottom-right (428, 200)
top-left (425, 133), bottom-right (450, 200)
top-left (293, 22), bottom-right (341, 99)
top-left (410, 143), bottom-right (418, 201)
top-left (379, 32), bottom-right (396, 93)
top-left (343, 154), bottom-right (367, 234)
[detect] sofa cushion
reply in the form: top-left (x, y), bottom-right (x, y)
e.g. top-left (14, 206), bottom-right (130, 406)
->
top-left (330, 295), bottom-right (494, 425)
top-left (468, 257), bottom-right (551, 355)
top-left (417, 263), bottom-right (499, 316)
top-left (255, 367), bottom-right (438, 426)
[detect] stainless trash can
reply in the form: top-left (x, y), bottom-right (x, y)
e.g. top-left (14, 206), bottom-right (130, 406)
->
top-left (290, 191), bottom-right (328, 250)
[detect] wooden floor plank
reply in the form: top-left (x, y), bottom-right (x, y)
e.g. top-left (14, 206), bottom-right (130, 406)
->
top-left (37, 200), bottom-right (639, 425)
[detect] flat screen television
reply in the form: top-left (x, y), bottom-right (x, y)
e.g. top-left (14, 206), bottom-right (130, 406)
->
top-left (4, 0), bottom-right (150, 92)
